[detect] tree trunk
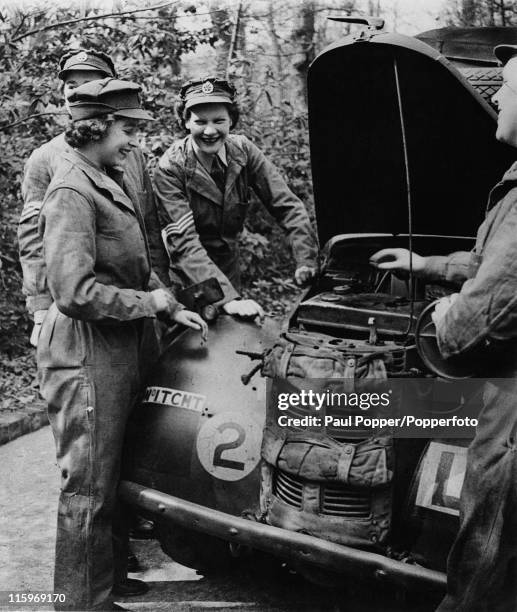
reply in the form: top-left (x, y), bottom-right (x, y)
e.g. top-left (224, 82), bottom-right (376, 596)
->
top-left (292, 0), bottom-right (316, 106)
top-left (210, 1), bottom-right (232, 77)
top-left (265, 1), bottom-right (284, 105)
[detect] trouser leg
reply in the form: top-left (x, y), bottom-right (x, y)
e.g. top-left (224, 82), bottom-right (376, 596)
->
top-left (437, 381), bottom-right (517, 612)
top-left (41, 321), bottom-right (141, 611)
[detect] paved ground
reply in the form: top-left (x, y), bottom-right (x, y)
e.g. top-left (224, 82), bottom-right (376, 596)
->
top-left (0, 427), bottom-right (439, 612)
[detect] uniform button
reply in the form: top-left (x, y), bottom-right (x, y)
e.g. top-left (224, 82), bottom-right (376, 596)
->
top-left (347, 358), bottom-right (355, 367)
top-left (344, 446), bottom-right (353, 455)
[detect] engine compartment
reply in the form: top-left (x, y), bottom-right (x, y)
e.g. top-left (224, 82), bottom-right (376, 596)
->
top-left (289, 234), bottom-right (474, 372)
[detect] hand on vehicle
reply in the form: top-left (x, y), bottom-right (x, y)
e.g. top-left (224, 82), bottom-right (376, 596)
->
top-left (30, 309), bottom-right (48, 348)
top-left (369, 248), bottom-right (426, 276)
top-left (431, 293), bottom-right (459, 326)
top-left (294, 265), bottom-right (317, 286)
top-left (172, 309), bottom-right (208, 341)
top-left (223, 299), bottom-right (265, 322)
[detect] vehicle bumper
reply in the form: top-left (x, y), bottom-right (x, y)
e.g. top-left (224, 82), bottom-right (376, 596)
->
top-left (119, 480), bottom-right (446, 592)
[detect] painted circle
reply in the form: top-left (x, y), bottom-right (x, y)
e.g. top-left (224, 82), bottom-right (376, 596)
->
top-left (196, 411), bottom-right (262, 481)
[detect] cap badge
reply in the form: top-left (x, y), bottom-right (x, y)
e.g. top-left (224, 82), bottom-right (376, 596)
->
top-left (201, 80), bottom-right (214, 94)
top-left (75, 51), bottom-right (88, 63)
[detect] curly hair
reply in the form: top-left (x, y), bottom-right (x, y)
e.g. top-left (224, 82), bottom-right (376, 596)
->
top-left (175, 99), bottom-right (240, 131)
top-left (64, 116), bottom-right (114, 149)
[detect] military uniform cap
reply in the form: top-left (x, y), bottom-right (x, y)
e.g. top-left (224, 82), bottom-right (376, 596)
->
top-left (494, 44), bottom-right (517, 66)
top-left (58, 49), bottom-right (116, 81)
top-left (67, 78), bottom-right (153, 121)
top-left (180, 77), bottom-right (236, 110)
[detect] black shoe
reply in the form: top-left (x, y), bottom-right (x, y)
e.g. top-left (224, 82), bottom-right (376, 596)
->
top-left (127, 551), bottom-right (141, 573)
top-left (129, 516), bottom-right (155, 540)
top-left (112, 578), bottom-right (149, 597)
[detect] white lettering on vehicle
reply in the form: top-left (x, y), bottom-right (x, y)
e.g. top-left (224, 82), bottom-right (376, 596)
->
top-left (143, 386), bottom-right (206, 412)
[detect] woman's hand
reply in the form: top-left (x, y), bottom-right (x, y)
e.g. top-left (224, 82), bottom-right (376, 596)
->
top-left (172, 309), bottom-right (208, 341)
top-left (223, 299), bottom-right (264, 322)
top-left (369, 248), bottom-right (426, 275)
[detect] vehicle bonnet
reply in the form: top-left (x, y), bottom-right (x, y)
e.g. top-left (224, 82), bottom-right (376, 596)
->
top-left (308, 30), bottom-right (516, 247)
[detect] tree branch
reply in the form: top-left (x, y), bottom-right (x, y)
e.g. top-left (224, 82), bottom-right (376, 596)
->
top-left (11, 13), bottom-right (27, 39)
top-left (0, 111), bottom-right (67, 132)
top-left (10, 1), bottom-right (179, 43)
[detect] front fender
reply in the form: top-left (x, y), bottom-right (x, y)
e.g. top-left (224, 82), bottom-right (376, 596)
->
top-left (124, 315), bottom-right (280, 517)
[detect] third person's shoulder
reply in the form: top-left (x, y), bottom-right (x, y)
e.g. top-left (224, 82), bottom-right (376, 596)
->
top-left (227, 133), bottom-right (258, 153)
top-left (26, 133), bottom-right (68, 169)
top-left (226, 134), bottom-right (265, 164)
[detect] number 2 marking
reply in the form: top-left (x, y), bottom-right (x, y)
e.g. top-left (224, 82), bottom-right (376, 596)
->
top-left (213, 422), bottom-right (246, 471)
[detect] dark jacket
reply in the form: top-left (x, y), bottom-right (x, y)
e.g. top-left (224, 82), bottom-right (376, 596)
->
top-left (154, 134), bottom-right (319, 301)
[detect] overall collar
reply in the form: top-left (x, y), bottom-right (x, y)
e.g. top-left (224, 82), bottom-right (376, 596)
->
top-left (61, 148), bottom-right (135, 214)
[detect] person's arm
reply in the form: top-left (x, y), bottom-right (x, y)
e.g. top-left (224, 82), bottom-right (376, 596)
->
top-left (241, 136), bottom-right (319, 282)
top-left (131, 148), bottom-right (172, 288)
top-left (40, 186), bottom-right (180, 322)
top-left (436, 195), bottom-right (517, 358)
top-left (153, 153), bottom-right (240, 303)
top-left (421, 251), bottom-right (479, 284)
top-left (370, 248), bottom-right (476, 285)
top-left (18, 147), bottom-right (54, 315)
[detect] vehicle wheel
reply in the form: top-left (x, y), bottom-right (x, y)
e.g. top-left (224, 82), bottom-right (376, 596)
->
top-left (156, 521), bottom-right (234, 572)
top-left (459, 66), bottom-right (502, 108)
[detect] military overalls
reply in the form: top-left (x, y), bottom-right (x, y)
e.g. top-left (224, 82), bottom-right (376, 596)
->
top-left (18, 133), bottom-right (170, 315)
top-left (426, 163), bottom-right (517, 612)
top-left (154, 134), bottom-right (319, 301)
top-left (37, 149), bottom-right (175, 611)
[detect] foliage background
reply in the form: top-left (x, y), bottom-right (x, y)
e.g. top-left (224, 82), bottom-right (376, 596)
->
top-left (0, 0), bottom-right (515, 407)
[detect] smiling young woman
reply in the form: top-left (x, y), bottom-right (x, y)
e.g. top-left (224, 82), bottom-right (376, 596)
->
top-left (153, 77), bottom-right (319, 321)
top-left (37, 78), bottom-right (207, 612)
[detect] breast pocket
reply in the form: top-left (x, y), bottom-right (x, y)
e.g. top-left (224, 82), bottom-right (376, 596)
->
top-left (97, 206), bottom-right (135, 238)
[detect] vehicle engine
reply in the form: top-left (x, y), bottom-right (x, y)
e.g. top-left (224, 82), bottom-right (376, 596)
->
top-left (259, 234), bottom-right (467, 562)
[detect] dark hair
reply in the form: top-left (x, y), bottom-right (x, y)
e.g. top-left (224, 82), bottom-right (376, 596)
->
top-left (64, 116), bottom-right (113, 148)
top-left (175, 99), bottom-right (240, 131)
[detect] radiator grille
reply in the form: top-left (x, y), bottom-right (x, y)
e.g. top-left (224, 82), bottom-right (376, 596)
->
top-left (322, 482), bottom-right (371, 518)
top-left (274, 470), bottom-right (303, 508)
top-left (273, 470), bottom-right (371, 518)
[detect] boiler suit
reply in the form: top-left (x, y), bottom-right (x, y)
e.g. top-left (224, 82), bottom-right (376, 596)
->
top-left (37, 149), bottom-right (180, 610)
top-left (18, 133), bottom-right (171, 315)
top-left (423, 162), bottom-right (517, 612)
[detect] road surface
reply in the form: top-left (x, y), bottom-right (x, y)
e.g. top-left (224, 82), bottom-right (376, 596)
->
top-left (0, 427), bottom-right (439, 611)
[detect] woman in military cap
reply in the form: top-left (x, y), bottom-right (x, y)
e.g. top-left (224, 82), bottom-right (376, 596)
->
top-left (154, 77), bottom-right (319, 319)
top-left (18, 49), bottom-right (170, 347)
top-left (17, 48), bottom-right (168, 574)
top-left (37, 78), bottom-right (207, 611)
